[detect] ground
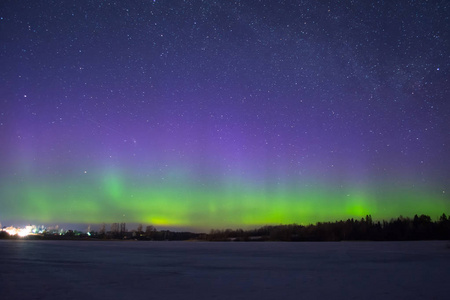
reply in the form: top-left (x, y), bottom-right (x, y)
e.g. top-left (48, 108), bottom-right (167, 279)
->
top-left (1, 240), bottom-right (449, 299)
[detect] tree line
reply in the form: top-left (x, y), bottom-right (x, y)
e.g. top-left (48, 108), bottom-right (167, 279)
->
top-left (1, 213), bottom-right (449, 241)
top-left (97, 223), bottom-right (199, 241)
top-left (202, 214), bottom-right (450, 241)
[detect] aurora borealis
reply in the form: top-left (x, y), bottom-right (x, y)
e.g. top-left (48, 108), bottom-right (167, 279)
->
top-left (0, 1), bottom-right (449, 230)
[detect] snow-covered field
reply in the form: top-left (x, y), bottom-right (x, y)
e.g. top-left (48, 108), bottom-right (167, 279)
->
top-left (1, 240), bottom-right (449, 299)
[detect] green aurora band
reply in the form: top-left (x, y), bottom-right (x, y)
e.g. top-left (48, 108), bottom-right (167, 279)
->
top-left (1, 168), bottom-right (448, 230)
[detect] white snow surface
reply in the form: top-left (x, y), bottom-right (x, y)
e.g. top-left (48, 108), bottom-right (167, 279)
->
top-left (1, 240), bottom-right (449, 299)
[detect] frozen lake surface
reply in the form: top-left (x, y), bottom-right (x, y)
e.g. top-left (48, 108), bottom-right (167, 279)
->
top-left (1, 240), bottom-right (449, 299)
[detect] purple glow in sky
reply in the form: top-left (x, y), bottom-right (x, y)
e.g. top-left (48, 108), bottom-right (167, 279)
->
top-left (0, 1), bottom-right (449, 230)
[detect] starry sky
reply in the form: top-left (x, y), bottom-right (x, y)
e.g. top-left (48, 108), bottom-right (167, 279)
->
top-left (0, 0), bottom-right (449, 231)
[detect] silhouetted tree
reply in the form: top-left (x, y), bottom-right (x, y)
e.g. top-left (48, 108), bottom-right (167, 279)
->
top-left (99, 223), bottom-right (106, 235)
top-left (145, 225), bottom-right (156, 239)
top-left (111, 223), bottom-right (119, 234)
top-left (0, 231), bottom-right (9, 239)
top-left (120, 223), bottom-right (126, 233)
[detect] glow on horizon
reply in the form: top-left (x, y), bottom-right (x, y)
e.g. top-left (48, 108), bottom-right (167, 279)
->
top-left (3, 225), bottom-right (36, 237)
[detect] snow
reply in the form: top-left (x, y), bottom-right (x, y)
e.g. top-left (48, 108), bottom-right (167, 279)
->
top-left (1, 240), bottom-right (449, 299)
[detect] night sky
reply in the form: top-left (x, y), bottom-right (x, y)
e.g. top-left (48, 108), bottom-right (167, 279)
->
top-left (1, 0), bottom-right (449, 230)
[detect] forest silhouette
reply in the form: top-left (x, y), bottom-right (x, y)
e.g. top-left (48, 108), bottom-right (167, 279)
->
top-left (204, 214), bottom-right (450, 241)
top-left (1, 214), bottom-right (449, 241)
